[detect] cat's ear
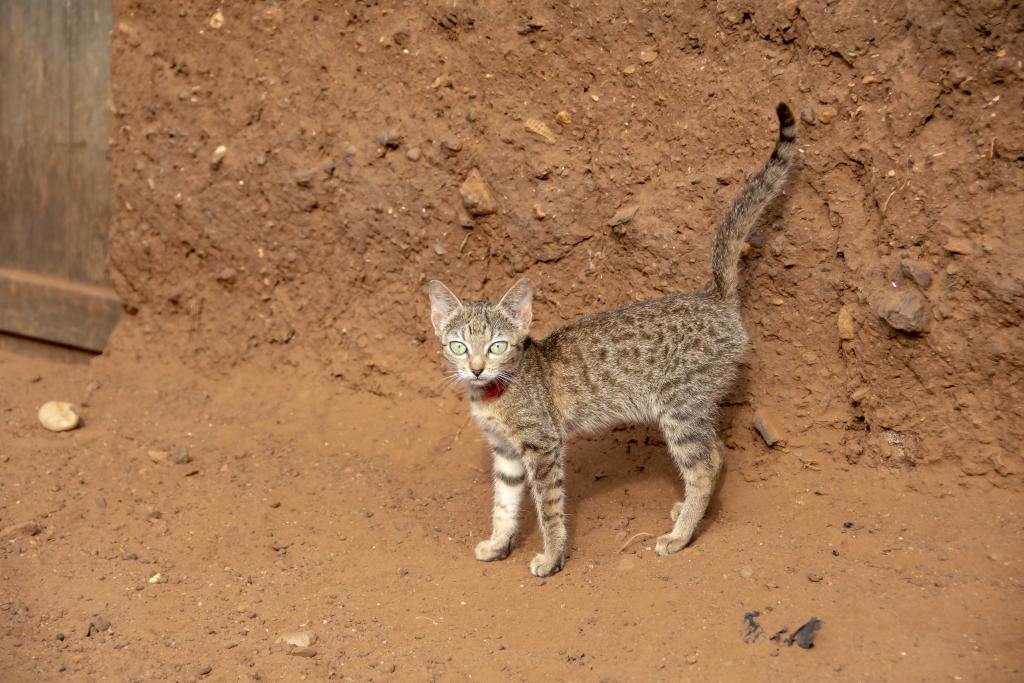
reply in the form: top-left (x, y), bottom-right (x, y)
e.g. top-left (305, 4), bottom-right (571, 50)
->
top-left (498, 278), bottom-right (533, 330)
top-left (429, 280), bottom-right (463, 336)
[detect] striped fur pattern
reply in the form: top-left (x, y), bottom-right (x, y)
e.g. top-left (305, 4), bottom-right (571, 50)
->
top-left (429, 104), bottom-right (796, 576)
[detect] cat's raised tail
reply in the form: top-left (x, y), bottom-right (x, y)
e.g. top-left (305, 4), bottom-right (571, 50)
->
top-left (710, 102), bottom-right (797, 299)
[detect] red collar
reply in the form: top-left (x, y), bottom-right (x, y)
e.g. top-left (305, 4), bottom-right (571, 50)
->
top-left (481, 378), bottom-right (508, 401)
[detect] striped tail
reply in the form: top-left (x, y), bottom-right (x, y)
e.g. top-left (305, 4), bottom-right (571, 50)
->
top-left (710, 103), bottom-right (797, 299)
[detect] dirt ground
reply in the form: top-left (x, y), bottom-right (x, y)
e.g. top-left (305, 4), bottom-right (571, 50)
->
top-left (3, 0), bottom-right (1023, 681)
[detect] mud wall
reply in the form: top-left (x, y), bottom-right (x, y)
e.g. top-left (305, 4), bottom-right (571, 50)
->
top-left (107, 1), bottom-right (1023, 475)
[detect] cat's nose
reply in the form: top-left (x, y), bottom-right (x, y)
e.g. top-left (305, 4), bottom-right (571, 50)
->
top-left (471, 368), bottom-right (484, 377)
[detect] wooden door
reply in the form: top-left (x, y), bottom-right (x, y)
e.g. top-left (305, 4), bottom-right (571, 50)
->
top-left (0, 0), bottom-right (121, 352)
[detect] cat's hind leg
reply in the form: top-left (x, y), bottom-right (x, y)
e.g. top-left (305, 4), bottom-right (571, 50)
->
top-left (656, 413), bottom-right (723, 556)
top-left (475, 446), bottom-right (526, 562)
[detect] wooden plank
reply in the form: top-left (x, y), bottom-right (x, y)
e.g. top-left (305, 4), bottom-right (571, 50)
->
top-left (0, 267), bottom-right (122, 352)
top-left (0, 333), bottom-right (96, 364)
top-left (67, 0), bottom-right (113, 286)
top-left (0, 0), bottom-right (72, 277)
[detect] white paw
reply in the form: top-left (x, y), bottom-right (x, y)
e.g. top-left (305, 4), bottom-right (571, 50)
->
top-left (670, 501), bottom-right (685, 522)
top-left (655, 532), bottom-right (690, 556)
top-left (529, 552), bottom-right (564, 577)
top-left (475, 539), bottom-right (511, 562)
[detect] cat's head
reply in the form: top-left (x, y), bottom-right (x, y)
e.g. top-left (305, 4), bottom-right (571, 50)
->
top-left (428, 279), bottom-right (532, 387)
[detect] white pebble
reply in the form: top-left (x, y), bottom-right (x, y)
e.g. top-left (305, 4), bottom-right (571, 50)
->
top-left (277, 630), bottom-right (317, 648)
top-left (38, 401), bottom-right (80, 432)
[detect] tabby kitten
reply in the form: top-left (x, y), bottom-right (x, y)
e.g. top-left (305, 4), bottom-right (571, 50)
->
top-left (429, 104), bottom-right (796, 576)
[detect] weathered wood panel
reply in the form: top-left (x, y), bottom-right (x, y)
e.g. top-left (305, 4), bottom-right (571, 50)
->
top-left (0, 268), bottom-right (122, 352)
top-left (0, 0), bottom-right (120, 351)
top-left (0, 0), bottom-right (71, 277)
top-left (67, 0), bottom-right (114, 286)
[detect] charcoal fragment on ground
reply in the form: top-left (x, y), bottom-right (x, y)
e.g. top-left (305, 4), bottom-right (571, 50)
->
top-left (786, 618), bottom-right (823, 649)
top-left (743, 610), bottom-right (764, 644)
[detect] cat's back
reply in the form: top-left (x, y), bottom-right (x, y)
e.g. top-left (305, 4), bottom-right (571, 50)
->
top-left (541, 291), bottom-right (745, 354)
top-left (528, 292), bottom-right (747, 428)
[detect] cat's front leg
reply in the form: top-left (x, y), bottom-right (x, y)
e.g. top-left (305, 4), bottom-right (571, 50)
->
top-left (524, 443), bottom-right (567, 577)
top-left (475, 446), bottom-right (526, 562)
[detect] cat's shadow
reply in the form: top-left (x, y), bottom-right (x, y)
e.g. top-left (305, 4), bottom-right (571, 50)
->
top-left (564, 424), bottom-right (726, 541)
top-left (483, 402), bottom-right (743, 552)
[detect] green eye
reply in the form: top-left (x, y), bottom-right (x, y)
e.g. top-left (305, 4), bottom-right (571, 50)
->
top-left (489, 341), bottom-right (508, 354)
top-left (448, 341), bottom-right (467, 355)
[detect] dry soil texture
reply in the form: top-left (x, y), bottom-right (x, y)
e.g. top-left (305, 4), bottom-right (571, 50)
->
top-left (2, 0), bottom-right (1023, 681)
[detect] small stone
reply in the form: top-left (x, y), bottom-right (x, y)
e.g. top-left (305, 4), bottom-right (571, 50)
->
top-left (376, 131), bottom-right (402, 149)
top-left (277, 630), bottom-right (317, 648)
top-left (987, 56), bottom-right (1017, 83)
top-left (289, 647), bottom-right (318, 658)
top-left (752, 407), bottom-right (785, 447)
top-left (2, 521), bottom-right (41, 538)
top-left (607, 204), bottom-right (639, 227)
top-left (38, 401), bottom-right (80, 432)
top-left (459, 169), bottom-right (497, 216)
top-left (739, 565), bottom-right (753, 579)
top-left (86, 616), bottom-right (111, 637)
top-left (174, 447), bottom-right (192, 465)
top-left (800, 106), bottom-right (816, 125)
top-left (961, 462), bottom-right (989, 476)
top-left (382, 663), bottom-right (397, 673)
top-left (269, 501), bottom-right (281, 508)
top-left (441, 138), bottom-right (462, 154)
top-left (405, 147), bottom-right (421, 162)
top-left (640, 49), bottom-right (658, 63)
top-left (210, 145), bottom-right (227, 167)
top-left (685, 652), bottom-right (699, 665)
top-left (524, 118), bottom-right (557, 145)
top-left (197, 664), bottom-right (212, 677)
top-left (944, 237), bottom-right (974, 255)
top-left (876, 289), bottom-right (929, 333)
top-left (56, 633), bottom-right (65, 641)
top-left (148, 450), bottom-right (170, 464)
top-left (216, 267), bottom-right (237, 284)
top-left (991, 453), bottom-right (1012, 476)
top-left (900, 260), bottom-right (932, 288)
top-left (95, 497), bottom-right (107, 509)
top-left (849, 387), bottom-right (868, 404)
top-left (622, 64), bottom-right (637, 75)
top-left (818, 106), bottom-right (838, 124)
top-left (556, 110), bottom-right (571, 125)
top-left (533, 204), bottom-right (546, 220)
top-left (807, 573), bottom-right (823, 583)
top-left (208, 11), bottom-right (224, 29)
top-left (837, 304), bottom-right (856, 340)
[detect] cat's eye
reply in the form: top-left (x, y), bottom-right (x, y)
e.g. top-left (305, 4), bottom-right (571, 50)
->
top-left (489, 341), bottom-right (509, 354)
top-left (448, 341), bottom-right (468, 355)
